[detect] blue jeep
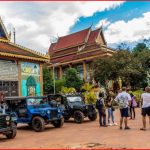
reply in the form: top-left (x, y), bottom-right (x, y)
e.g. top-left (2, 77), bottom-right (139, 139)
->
top-left (5, 96), bottom-right (64, 132)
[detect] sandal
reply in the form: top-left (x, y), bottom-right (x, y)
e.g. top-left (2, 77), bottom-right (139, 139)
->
top-left (140, 128), bottom-right (146, 131)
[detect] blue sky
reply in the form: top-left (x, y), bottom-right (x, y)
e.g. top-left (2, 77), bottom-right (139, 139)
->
top-left (71, 2), bottom-right (150, 32)
top-left (0, 1), bottom-right (150, 53)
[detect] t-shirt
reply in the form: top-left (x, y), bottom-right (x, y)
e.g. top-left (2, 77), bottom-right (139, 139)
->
top-left (115, 92), bottom-right (131, 109)
top-left (141, 93), bottom-right (150, 108)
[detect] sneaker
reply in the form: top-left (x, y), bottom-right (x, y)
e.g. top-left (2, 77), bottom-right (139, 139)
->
top-left (108, 123), bottom-right (112, 126)
top-left (113, 123), bottom-right (118, 126)
top-left (103, 125), bottom-right (108, 127)
top-left (124, 126), bottom-right (131, 130)
top-left (140, 128), bottom-right (146, 131)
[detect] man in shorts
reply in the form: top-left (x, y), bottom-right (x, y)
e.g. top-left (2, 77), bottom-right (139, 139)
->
top-left (140, 87), bottom-right (150, 131)
top-left (115, 87), bottom-right (131, 130)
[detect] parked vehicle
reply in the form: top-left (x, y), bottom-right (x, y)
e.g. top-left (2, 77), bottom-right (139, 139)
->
top-left (5, 96), bottom-right (64, 132)
top-left (47, 94), bottom-right (97, 123)
top-left (0, 113), bottom-right (17, 139)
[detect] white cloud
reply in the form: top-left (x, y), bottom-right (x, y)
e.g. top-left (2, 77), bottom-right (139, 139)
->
top-left (96, 19), bottom-right (111, 28)
top-left (0, 1), bottom-right (123, 53)
top-left (102, 12), bottom-right (150, 45)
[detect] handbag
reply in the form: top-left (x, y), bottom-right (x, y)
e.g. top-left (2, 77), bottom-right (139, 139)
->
top-left (111, 100), bottom-right (115, 111)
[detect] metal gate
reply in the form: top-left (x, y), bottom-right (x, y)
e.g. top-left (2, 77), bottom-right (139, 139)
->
top-left (0, 81), bottom-right (18, 96)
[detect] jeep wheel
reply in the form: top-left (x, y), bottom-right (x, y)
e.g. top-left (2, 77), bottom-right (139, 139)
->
top-left (6, 123), bottom-right (17, 139)
top-left (32, 116), bottom-right (45, 132)
top-left (88, 113), bottom-right (97, 121)
top-left (74, 111), bottom-right (84, 123)
top-left (52, 117), bottom-right (64, 128)
top-left (64, 116), bottom-right (70, 121)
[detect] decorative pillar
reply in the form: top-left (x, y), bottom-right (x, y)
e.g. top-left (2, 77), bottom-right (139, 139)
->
top-left (40, 63), bottom-right (43, 95)
top-left (59, 66), bottom-right (63, 79)
top-left (83, 61), bottom-right (87, 81)
top-left (18, 61), bottom-right (22, 96)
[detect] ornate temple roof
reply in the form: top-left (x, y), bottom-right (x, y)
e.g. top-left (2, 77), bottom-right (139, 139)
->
top-left (0, 17), bottom-right (49, 62)
top-left (54, 27), bottom-right (91, 51)
top-left (49, 26), bottom-right (115, 65)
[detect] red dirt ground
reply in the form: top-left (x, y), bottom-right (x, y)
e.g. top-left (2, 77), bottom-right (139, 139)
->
top-left (0, 108), bottom-right (150, 149)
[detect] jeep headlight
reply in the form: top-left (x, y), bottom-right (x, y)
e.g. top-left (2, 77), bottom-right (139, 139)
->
top-left (6, 116), bottom-right (10, 121)
top-left (47, 110), bottom-right (50, 114)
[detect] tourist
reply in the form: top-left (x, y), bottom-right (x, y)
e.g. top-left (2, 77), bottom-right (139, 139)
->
top-left (130, 93), bottom-right (137, 120)
top-left (96, 92), bottom-right (107, 127)
top-left (140, 87), bottom-right (150, 131)
top-left (115, 87), bottom-right (132, 130)
top-left (106, 91), bottom-right (117, 126)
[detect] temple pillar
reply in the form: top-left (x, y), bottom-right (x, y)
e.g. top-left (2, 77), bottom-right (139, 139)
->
top-left (18, 61), bottom-right (22, 96)
top-left (40, 63), bottom-right (43, 95)
top-left (59, 66), bottom-right (63, 79)
top-left (83, 61), bottom-right (87, 81)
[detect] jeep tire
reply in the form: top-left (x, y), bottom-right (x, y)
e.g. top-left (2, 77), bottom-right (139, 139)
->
top-left (32, 116), bottom-right (45, 132)
top-left (74, 111), bottom-right (84, 123)
top-left (88, 112), bottom-right (97, 121)
top-left (52, 117), bottom-right (64, 128)
top-left (6, 123), bottom-right (17, 139)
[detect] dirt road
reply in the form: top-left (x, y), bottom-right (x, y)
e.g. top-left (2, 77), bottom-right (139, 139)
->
top-left (0, 108), bottom-right (150, 149)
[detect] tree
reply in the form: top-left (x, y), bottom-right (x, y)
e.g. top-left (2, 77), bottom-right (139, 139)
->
top-left (43, 66), bottom-right (53, 94)
top-left (65, 68), bottom-right (83, 91)
top-left (92, 49), bottom-right (148, 89)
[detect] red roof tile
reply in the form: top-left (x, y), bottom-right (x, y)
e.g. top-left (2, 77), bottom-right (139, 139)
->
top-left (49, 42), bottom-right (56, 54)
top-left (54, 28), bottom-right (90, 50)
top-left (87, 28), bottom-right (100, 44)
top-left (0, 41), bottom-right (48, 61)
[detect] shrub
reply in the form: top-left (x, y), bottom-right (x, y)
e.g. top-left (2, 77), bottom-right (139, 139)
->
top-left (55, 79), bottom-right (65, 93)
top-left (132, 90), bottom-right (144, 102)
top-left (60, 86), bottom-right (76, 94)
top-left (84, 92), bottom-right (97, 104)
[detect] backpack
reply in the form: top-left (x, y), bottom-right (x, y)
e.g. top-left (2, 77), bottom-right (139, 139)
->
top-left (96, 99), bottom-right (104, 110)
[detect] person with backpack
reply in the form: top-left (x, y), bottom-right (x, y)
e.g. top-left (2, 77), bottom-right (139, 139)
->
top-left (96, 92), bottom-right (107, 127)
top-left (114, 87), bottom-right (132, 130)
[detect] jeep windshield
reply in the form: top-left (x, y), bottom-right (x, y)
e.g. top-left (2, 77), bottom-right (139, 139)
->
top-left (27, 98), bottom-right (47, 107)
top-left (67, 96), bottom-right (83, 105)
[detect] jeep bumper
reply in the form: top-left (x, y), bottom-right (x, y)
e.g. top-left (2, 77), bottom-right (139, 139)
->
top-left (50, 116), bottom-right (63, 122)
top-left (0, 126), bottom-right (16, 134)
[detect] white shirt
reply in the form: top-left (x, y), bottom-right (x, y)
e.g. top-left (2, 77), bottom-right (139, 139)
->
top-left (115, 91), bottom-right (131, 109)
top-left (141, 93), bottom-right (150, 108)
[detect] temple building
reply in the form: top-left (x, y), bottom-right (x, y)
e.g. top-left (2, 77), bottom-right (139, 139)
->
top-left (49, 27), bottom-right (115, 81)
top-left (0, 17), bottom-right (49, 96)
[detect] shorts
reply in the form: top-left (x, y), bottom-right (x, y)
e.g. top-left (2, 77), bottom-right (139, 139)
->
top-left (142, 106), bottom-right (150, 117)
top-left (120, 107), bottom-right (129, 117)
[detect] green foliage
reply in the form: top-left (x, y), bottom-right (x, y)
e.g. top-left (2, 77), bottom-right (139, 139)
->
top-left (84, 92), bottom-right (96, 104)
top-left (60, 86), bottom-right (76, 94)
top-left (43, 66), bottom-right (53, 94)
top-left (55, 78), bottom-right (65, 93)
top-left (81, 83), bottom-right (94, 92)
top-left (93, 42), bottom-right (150, 89)
top-left (65, 68), bottom-right (83, 91)
top-left (132, 90), bottom-right (144, 102)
